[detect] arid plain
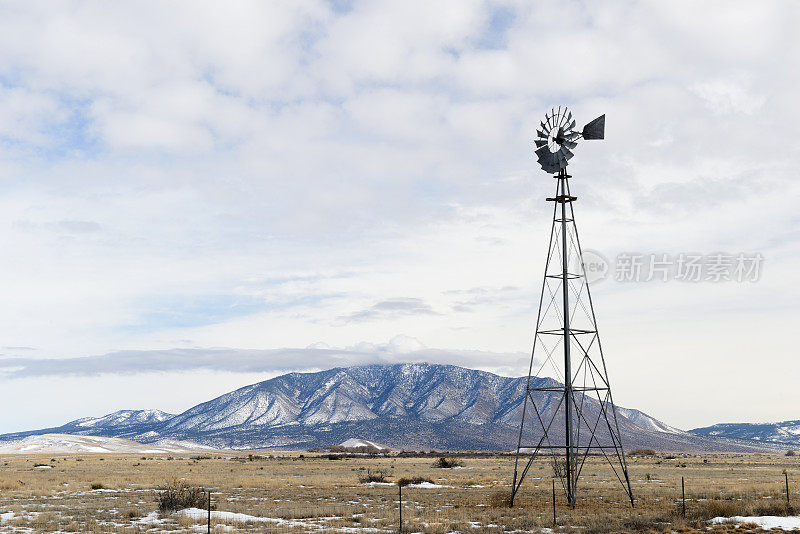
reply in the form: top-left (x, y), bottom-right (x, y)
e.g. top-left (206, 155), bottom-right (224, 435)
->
top-left (0, 451), bottom-right (798, 533)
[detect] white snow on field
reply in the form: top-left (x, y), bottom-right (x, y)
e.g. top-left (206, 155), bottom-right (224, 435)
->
top-left (712, 515), bottom-right (800, 530)
top-left (179, 508), bottom-right (278, 523)
top-left (1, 512), bottom-right (15, 522)
top-left (135, 511), bottom-right (164, 525)
top-left (0, 433), bottom-right (217, 454)
top-left (33, 464), bottom-right (53, 469)
top-left (405, 481), bottom-right (450, 489)
top-left (176, 508), bottom-right (379, 531)
top-left (339, 438), bottom-right (388, 450)
top-left (177, 508), bottom-right (322, 529)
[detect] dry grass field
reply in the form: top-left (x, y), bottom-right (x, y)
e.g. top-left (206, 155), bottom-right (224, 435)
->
top-left (0, 451), bottom-right (797, 533)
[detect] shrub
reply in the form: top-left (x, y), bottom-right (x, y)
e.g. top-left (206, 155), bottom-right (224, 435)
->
top-left (629, 448), bottom-right (657, 457)
top-left (690, 499), bottom-right (742, 520)
top-left (550, 456), bottom-right (567, 478)
top-left (787, 450), bottom-right (796, 456)
top-left (751, 502), bottom-right (794, 517)
top-left (358, 469), bottom-right (388, 483)
top-left (433, 457), bottom-right (463, 469)
top-left (685, 499), bottom-right (794, 520)
top-left (157, 480), bottom-right (208, 513)
top-left (621, 516), bottom-right (658, 532)
top-left (90, 482), bottom-right (105, 490)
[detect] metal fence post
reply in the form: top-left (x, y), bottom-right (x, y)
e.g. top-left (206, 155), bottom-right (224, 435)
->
top-left (786, 472), bottom-right (791, 509)
top-left (398, 483), bottom-right (403, 533)
top-left (681, 476), bottom-right (686, 518)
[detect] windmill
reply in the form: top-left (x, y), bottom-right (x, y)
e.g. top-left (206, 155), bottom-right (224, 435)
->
top-left (510, 107), bottom-right (633, 507)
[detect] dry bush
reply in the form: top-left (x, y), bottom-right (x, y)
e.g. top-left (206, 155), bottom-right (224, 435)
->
top-left (358, 469), bottom-right (388, 483)
top-left (432, 457), bottom-right (463, 469)
top-left (687, 497), bottom-right (794, 520)
top-left (787, 450), bottom-right (796, 456)
top-left (629, 448), bottom-right (657, 457)
top-left (688, 499), bottom-right (746, 520)
top-left (89, 482), bottom-right (105, 490)
top-left (550, 456), bottom-right (568, 478)
top-left (157, 480), bottom-right (208, 512)
top-left (750, 502), bottom-right (794, 517)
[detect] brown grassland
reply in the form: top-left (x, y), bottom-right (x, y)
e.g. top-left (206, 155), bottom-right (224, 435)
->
top-left (0, 451), bottom-right (797, 533)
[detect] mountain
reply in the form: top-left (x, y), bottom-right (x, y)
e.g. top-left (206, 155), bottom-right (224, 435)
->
top-left (0, 363), bottom-right (790, 452)
top-left (57, 409), bottom-right (175, 434)
top-left (690, 421), bottom-right (800, 446)
top-left (0, 433), bottom-right (215, 454)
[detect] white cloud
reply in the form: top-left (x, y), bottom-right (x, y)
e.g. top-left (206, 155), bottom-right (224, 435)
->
top-left (691, 80), bottom-right (766, 115)
top-left (0, 1), bottom-right (798, 432)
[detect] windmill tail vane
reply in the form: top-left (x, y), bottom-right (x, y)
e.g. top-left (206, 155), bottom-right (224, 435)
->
top-left (511, 107), bottom-right (633, 508)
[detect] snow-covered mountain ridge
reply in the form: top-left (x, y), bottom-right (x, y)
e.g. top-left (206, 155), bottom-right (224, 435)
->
top-left (690, 420), bottom-right (800, 444)
top-left (0, 363), bottom-right (788, 452)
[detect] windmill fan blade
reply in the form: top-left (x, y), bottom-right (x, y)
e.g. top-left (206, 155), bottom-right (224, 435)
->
top-left (540, 157), bottom-right (560, 173)
top-left (534, 139), bottom-right (547, 148)
top-left (560, 147), bottom-right (574, 161)
top-left (564, 140), bottom-right (577, 150)
top-left (568, 119), bottom-right (576, 130)
top-left (536, 129), bottom-right (547, 139)
top-left (582, 114), bottom-right (605, 140)
top-left (537, 147), bottom-right (561, 173)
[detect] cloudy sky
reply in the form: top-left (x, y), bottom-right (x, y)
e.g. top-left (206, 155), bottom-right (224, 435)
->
top-left (0, 1), bottom-right (798, 434)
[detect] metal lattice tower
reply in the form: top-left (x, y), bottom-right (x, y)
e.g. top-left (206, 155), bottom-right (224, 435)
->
top-left (510, 108), bottom-right (633, 507)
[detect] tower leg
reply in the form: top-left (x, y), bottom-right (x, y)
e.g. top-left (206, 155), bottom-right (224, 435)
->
top-left (560, 169), bottom-right (575, 506)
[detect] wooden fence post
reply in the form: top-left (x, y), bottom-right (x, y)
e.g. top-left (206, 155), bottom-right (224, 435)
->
top-left (552, 478), bottom-right (557, 527)
top-left (207, 490), bottom-right (211, 534)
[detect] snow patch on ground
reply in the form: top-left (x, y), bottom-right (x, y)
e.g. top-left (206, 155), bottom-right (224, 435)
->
top-left (405, 482), bottom-right (450, 489)
top-left (175, 508), bottom-right (375, 531)
top-left (135, 511), bottom-right (164, 525)
top-left (179, 508), bottom-right (280, 523)
top-left (711, 515), bottom-right (800, 530)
